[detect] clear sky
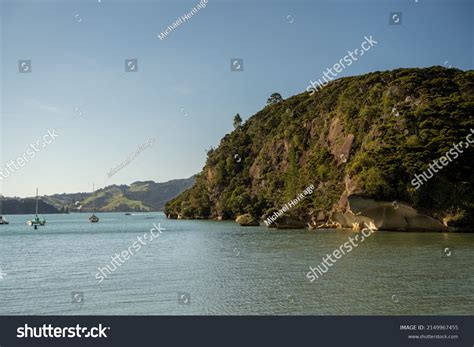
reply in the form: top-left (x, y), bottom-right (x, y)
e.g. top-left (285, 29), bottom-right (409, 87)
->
top-left (0, 0), bottom-right (472, 197)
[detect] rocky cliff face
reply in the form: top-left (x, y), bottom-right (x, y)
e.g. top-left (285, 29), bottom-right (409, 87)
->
top-left (165, 67), bottom-right (474, 231)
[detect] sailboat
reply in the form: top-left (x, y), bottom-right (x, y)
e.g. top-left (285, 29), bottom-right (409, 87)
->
top-left (0, 195), bottom-right (9, 225)
top-left (89, 184), bottom-right (99, 223)
top-left (27, 188), bottom-right (46, 229)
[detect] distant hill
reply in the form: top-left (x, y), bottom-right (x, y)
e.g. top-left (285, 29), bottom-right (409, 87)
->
top-left (43, 176), bottom-right (195, 212)
top-left (1, 176), bottom-right (195, 214)
top-left (1, 198), bottom-right (60, 214)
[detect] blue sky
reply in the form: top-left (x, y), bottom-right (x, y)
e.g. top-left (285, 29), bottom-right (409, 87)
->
top-left (1, 0), bottom-right (472, 197)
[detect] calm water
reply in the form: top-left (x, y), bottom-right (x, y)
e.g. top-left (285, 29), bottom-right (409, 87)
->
top-left (0, 212), bottom-right (473, 315)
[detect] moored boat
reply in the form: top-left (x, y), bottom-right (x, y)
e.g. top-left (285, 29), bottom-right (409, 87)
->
top-left (0, 195), bottom-right (8, 225)
top-left (27, 188), bottom-right (46, 229)
top-left (89, 184), bottom-right (99, 223)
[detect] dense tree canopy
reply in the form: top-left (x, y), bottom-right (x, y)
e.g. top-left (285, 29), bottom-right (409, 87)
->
top-left (166, 67), bottom-right (474, 228)
top-left (267, 93), bottom-right (283, 105)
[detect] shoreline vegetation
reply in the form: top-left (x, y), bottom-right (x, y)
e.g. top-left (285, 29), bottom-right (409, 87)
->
top-left (165, 67), bottom-right (474, 232)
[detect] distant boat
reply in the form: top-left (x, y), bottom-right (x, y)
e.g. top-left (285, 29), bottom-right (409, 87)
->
top-left (125, 212), bottom-right (132, 216)
top-left (0, 195), bottom-right (8, 225)
top-left (89, 184), bottom-right (99, 223)
top-left (27, 188), bottom-right (46, 229)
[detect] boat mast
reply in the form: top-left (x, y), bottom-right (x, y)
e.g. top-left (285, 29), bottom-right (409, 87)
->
top-left (92, 184), bottom-right (95, 213)
top-left (35, 187), bottom-right (39, 215)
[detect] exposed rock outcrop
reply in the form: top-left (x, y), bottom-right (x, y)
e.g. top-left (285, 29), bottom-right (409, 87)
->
top-left (274, 216), bottom-right (306, 229)
top-left (236, 214), bottom-right (260, 226)
top-left (330, 195), bottom-right (450, 232)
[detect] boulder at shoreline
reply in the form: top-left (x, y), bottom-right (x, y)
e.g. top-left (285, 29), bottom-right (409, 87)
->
top-left (236, 214), bottom-right (260, 226)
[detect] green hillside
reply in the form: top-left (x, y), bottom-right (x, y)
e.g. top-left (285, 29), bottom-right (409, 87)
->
top-left (43, 176), bottom-right (195, 212)
top-left (165, 67), bottom-right (474, 230)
